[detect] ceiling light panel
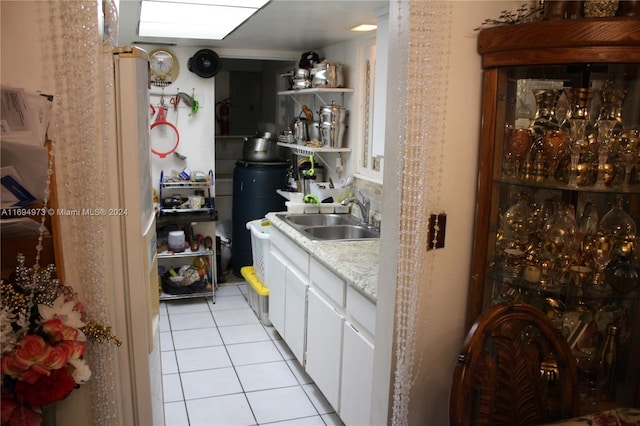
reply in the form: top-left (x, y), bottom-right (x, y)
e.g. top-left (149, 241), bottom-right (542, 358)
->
top-left (351, 24), bottom-right (377, 32)
top-left (139, 0), bottom-right (269, 39)
top-left (148, 0), bottom-right (269, 6)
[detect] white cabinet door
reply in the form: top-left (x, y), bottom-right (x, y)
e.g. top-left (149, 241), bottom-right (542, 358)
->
top-left (340, 321), bottom-right (374, 426)
top-left (306, 288), bottom-right (344, 410)
top-left (284, 265), bottom-right (308, 365)
top-left (267, 248), bottom-right (287, 336)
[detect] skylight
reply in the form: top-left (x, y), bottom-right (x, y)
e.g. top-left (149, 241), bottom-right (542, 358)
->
top-left (138, 0), bottom-right (270, 40)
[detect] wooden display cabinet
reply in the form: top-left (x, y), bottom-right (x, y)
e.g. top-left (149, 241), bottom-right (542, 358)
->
top-left (467, 18), bottom-right (640, 412)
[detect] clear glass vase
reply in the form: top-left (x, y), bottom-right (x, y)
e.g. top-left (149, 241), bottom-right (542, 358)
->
top-left (564, 88), bottom-right (596, 186)
top-left (599, 197), bottom-right (637, 241)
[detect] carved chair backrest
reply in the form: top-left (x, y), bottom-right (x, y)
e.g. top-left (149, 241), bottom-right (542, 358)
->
top-left (450, 302), bottom-right (578, 426)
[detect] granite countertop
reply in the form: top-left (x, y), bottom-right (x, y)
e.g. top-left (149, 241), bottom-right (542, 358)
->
top-left (265, 212), bottom-right (380, 303)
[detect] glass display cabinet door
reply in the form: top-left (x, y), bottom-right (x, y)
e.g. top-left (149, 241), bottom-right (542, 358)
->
top-left (483, 62), bottom-right (640, 412)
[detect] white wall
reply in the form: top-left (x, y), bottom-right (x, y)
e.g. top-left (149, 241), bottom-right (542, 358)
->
top-left (374, 1), bottom-right (520, 424)
top-left (1, 1), bottom-right (49, 93)
top-left (140, 45), bottom-right (217, 194)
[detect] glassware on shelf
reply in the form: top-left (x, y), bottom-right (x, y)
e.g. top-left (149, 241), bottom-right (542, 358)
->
top-left (619, 128), bottom-right (640, 188)
top-left (570, 265), bottom-right (594, 299)
top-left (605, 254), bottom-right (640, 295)
top-left (539, 203), bottom-right (579, 290)
top-left (529, 89), bottom-right (562, 140)
top-left (595, 82), bottom-right (628, 137)
top-left (567, 120), bottom-right (589, 186)
top-left (526, 89), bottom-right (563, 182)
top-left (579, 202), bottom-right (600, 237)
top-left (594, 119), bottom-right (617, 188)
top-left (503, 125), bottom-right (532, 178)
top-left (565, 87), bottom-right (596, 121)
top-left (585, 233), bottom-right (614, 295)
top-left (599, 197), bottom-right (637, 242)
top-left (542, 129), bottom-right (570, 182)
top-left (564, 88), bottom-right (596, 187)
top-left (497, 194), bottom-right (532, 252)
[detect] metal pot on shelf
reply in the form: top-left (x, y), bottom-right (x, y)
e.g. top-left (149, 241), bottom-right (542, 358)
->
top-left (320, 121), bottom-right (345, 148)
top-left (292, 118), bottom-right (308, 144)
top-left (307, 121), bottom-right (321, 142)
top-left (320, 101), bottom-right (346, 123)
top-left (242, 134), bottom-right (287, 162)
top-left (312, 61), bottom-right (344, 88)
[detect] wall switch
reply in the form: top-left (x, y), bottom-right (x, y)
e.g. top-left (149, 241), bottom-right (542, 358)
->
top-left (427, 213), bottom-right (446, 250)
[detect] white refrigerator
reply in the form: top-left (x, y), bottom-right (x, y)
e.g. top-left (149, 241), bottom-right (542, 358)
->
top-left (108, 46), bottom-right (163, 426)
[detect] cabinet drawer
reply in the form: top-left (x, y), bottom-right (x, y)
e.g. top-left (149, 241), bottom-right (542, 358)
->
top-left (270, 227), bottom-right (309, 275)
top-left (310, 257), bottom-right (346, 308)
top-left (346, 286), bottom-right (376, 338)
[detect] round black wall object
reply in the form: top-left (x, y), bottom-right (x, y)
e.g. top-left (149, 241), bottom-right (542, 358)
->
top-left (188, 49), bottom-right (221, 78)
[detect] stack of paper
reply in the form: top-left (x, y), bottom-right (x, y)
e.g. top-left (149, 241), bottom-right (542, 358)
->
top-left (1, 86), bottom-right (53, 237)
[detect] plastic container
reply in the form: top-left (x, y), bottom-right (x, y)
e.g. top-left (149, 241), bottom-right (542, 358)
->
top-left (309, 182), bottom-right (349, 203)
top-left (286, 201), bottom-right (305, 214)
top-left (246, 219), bottom-right (271, 283)
top-left (334, 203), bottom-right (349, 214)
top-left (168, 230), bottom-right (185, 253)
top-left (240, 266), bottom-right (270, 326)
top-left (319, 203), bottom-right (335, 213)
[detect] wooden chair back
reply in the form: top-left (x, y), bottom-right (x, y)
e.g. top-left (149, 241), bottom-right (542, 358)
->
top-left (450, 302), bottom-right (578, 426)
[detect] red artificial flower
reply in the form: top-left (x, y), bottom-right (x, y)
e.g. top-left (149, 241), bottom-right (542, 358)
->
top-left (1, 393), bottom-right (18, 424)
top-left (56, 340), bottom-right (85, 361)
top-left (1, 406), bottom-right (41, 426)
top-left (2, 335), bottom-right (67, 384)
top-left (42, 319), bottom-right (79, 343)
top-left (14, 366), bottom-right (76, 407)
top-left (39, 345), bottom-right (69, 371)
top-left (13, 336), bottom-right (50, 367)
top-left (1, 391), bottom-right (42, 426)
top-left (1, 356), bottom-right (31, 379)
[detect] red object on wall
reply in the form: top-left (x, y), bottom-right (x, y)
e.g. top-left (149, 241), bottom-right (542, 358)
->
top-left (216, 98), bottom-right (231, 135)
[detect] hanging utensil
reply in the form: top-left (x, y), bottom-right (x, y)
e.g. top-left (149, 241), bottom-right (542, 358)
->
top-left (170, 95), bottom-right (180, 111)
top-left (150, 105), bottom-right (180, 158)
top-left (308, 155), bottom-right (315, 177)
top-left (302, 104), bottom-right (314, 122)
top-left (177, 91), bottom-right (193, 107)
top-left (189, 90), bottom-right (200, 116)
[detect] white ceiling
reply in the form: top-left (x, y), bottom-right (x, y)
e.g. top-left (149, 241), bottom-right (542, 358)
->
top-left (118, 0), bottom-right (389, 57)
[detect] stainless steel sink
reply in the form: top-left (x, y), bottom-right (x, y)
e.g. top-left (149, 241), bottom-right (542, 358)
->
top-left (301, 225), bottom-right (379, 241)
top-left (276, 213), bottom-right (380, 241)
top-left (277, 213), bottom-right (358, 227)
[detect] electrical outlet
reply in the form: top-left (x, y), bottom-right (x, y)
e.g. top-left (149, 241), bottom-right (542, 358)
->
top-left (373, 156), bottom-right (381, 171)
top-left (427, 213), bottom-right (446, 250)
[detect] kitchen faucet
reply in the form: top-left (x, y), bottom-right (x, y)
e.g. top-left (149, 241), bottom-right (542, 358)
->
top-left (341, 188), bottom-right (371, 227)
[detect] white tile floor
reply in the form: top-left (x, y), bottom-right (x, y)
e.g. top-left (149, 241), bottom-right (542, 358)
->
top-left (160, 281), bottom-right (345, 426)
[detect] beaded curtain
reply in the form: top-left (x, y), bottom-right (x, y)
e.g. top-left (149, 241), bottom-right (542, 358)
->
top-left (40, 1), bottom-right (119, 424)
top-left (390, 1), bottom-right (452, 424)
top-left (37, 0), bottom-right (452, 424)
